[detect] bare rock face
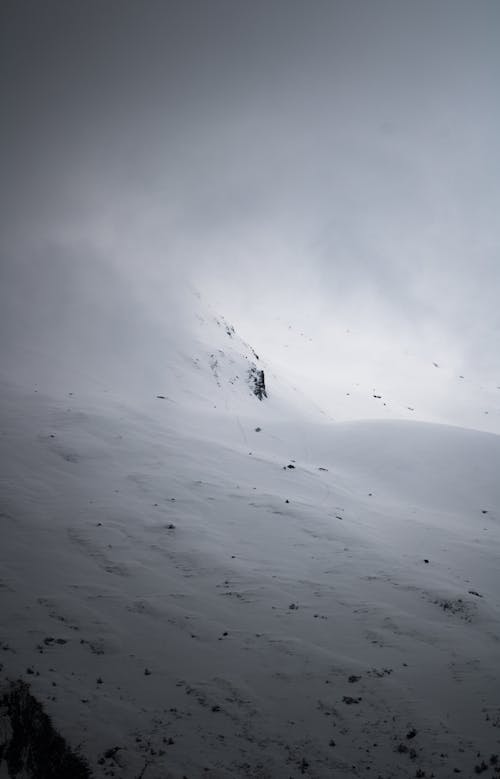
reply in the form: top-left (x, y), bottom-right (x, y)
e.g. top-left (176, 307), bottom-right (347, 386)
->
top-left (0, 680), bottom-right (91, 778)
top-left (248, 366), bottom-right (267, 400)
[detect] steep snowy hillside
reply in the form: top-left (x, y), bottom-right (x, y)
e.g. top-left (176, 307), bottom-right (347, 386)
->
top-left (219, 311), bottom-right (500, 435)
top-left (156, 300), bottom-right (323, 421)
top-left (1, 298), bottom-right (500, 779)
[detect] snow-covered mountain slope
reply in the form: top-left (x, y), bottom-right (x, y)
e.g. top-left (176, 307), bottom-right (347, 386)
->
top-left (1, 297), bottom-right (500, 779)
top-left (0, 278), bottom-right (326, 425)
top-left (157, 302), bottom-right (327, 422)
top-left (220, 309), bottom-right (500, 435)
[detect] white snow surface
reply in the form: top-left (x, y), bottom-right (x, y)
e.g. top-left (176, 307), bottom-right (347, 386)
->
top-left (1, 302), bottom-right (500, 778)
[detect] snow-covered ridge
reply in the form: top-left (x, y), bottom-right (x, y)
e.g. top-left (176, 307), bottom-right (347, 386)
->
top-left (172, 308), bottom-right (269, 407)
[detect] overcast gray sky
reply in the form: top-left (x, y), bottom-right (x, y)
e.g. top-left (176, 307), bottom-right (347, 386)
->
top-left (1, 1), bottom-right (500, 429)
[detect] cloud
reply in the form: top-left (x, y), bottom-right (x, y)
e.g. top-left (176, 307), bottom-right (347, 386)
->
top-left (1, 0), bottom-right (499, 421)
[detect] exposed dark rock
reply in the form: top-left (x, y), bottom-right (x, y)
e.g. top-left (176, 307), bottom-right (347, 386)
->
top-left (0, 680), bottom-right (91, 778)
top-left (433, 597), bottom-right (474, 621)
top-left (248, 366), bottom-right (267, 400)
top-left (103, 746), bottom-right (120, 761)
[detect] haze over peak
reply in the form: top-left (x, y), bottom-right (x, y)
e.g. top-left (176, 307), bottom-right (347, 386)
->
top-left (2, 0), bottom-right (500, 435)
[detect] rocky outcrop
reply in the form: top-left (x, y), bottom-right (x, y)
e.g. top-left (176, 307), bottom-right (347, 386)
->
top-left (0, 680), bottom-right (91, 778)
top-left (248, 366), bottom-right (267, 400)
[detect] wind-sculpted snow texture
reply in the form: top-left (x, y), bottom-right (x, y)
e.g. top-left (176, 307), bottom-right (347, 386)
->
top-left (1, 305), bottom-right (500, 778)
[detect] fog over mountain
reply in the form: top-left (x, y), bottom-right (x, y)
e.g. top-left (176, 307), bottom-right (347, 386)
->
top-left (1, 0), bottom-right (500, 431)
top-left (1, 3), bottom-right (500, 778)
